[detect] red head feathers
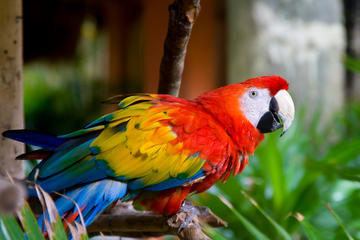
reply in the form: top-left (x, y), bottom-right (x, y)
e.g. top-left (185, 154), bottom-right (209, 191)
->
top-left (196, 76), bottom-right (294, 153)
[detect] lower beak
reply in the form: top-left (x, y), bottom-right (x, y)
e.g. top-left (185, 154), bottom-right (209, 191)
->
top-left (256, 90), bottom-right (295, 136)
top-left (256, 108), bottom-right (282, 134)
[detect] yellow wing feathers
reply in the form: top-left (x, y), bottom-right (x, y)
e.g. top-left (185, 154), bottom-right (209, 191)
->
top-left (91, 97), bottom-right (205, 187)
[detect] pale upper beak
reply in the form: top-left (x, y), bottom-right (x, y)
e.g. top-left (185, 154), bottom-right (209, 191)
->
top-left (256, 89), bottom-right (295, 136)
top-left (274, 90), bottom-right (295, 136)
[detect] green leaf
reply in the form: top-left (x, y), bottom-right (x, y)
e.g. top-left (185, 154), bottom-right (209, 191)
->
top-left (0, 224), bottom-right (7, 240)
top-left (80, 234), bottom-right (90, 240)
top-left (18, 202), bottom-right (45, 240)
top-left (52, 216), bottom-right (67, 240)
top-left (203, 226), bottom-right (228, 240)
top-left (345, 55), bottom-right (360, 73)
top-left (308, 162), bottom-right (360, 182)
top-left (256, 133), bottom-right (286, 216)
top-left (218, 195), bottom-right (270, 240)
top-left (0, 214), bottom-right (26, 240)
top-left (324, 203), bottom-right (354, 240)
top-left (322, 139), bottom-right (360, 164)
top-left (241, 191), bottom-right (292, 240)
top-left (293, 213), bottom-right (321, 240)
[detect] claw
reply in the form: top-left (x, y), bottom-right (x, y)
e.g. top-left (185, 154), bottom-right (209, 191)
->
top-left (178, 215), bottom-right (193, 233)
top-left (177, 199), bottom-right (199, 232)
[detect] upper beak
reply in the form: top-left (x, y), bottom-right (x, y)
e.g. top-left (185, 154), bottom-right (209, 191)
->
top-left (275, 90), bottom-right (295, 136)
top-left (256, 90), bottom-right (295, 136)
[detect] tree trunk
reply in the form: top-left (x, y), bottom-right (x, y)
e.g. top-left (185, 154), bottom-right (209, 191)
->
top-left (0, 0), bottom-right (24, 179)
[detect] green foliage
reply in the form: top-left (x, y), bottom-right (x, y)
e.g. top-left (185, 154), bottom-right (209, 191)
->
top-left (194, 103), bottom-right (360, 239)
top-left (23, 18), bottom-right (107, 135)
top-left (292, 213), bottom-right (321, 240)
top-left (203, 226), bottom-right (229, 240)
top-left (0, 187), bottom-right (89, 240)
top-left (218, 195), bottom-right (270, 240)
top-left (23, 63), bottom-right (104, 135)
top-left (18, 202), bottom-right (45, 240)
top-left (345, 55), bottom-right (360, 73)
top-left (0, 214), bottom-right (26, 240)
top-left (324, 203), bottom-right (354, 240)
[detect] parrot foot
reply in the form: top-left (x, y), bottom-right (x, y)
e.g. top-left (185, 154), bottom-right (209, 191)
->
top-left (177, 199), bottom-right (210, 233)
top-left (167, 199), bottom-right (227, 239)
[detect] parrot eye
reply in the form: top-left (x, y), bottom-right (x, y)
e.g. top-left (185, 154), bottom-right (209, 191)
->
top-left (249, 90), bottom-right (258, 98)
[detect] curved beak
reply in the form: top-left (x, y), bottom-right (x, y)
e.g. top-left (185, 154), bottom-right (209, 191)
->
top-left (275, 90), bottom-right (295, 136)
top-left (256, 90), bottom-right (295, 136)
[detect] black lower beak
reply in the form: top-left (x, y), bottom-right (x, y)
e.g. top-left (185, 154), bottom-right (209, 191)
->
top-left (256, 97), bottom-right (282, 133)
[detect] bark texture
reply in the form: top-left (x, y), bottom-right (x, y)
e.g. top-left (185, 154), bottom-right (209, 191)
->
top-left (28, 197), bottom-right (226, 239)
top-left (158, 0), bottom-right (201, 96)
top-left (87, 203), bottom-right (226, 239)
top-left (0, 0), bottom-right (24, 179)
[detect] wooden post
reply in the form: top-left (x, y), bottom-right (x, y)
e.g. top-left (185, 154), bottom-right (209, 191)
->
top-left (0, 0), bottom-right (25, 179)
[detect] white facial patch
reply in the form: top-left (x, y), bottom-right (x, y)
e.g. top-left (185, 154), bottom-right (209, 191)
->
top-left (239, 88), bottom-right (271, 128)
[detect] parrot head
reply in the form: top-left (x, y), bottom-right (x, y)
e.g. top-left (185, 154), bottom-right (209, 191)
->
top-left (196, 75), bottom-right (295, 151)
top-left (238, 76), bottom-right (295, 136)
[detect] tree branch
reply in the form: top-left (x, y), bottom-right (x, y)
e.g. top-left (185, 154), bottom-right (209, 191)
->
top-left (28, 197), bottom-right (227, 239)
top-left (87, 203), bottom-right (227, 239)
top-left (158, 0), bottom-right (201, 96)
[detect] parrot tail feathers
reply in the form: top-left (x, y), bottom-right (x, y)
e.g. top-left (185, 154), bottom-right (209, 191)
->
top-left (37, 180), bottom-right (127, 233)
top-left (2, 129), bottom-right (66, 150)
top-left (16, 149), bottom-right (54, 160)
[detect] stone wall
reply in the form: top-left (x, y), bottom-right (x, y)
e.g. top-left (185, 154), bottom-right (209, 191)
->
top-left (227, 0), bottom-right (345, 122)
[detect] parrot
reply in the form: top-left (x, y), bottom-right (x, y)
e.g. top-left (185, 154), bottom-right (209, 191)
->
top-left (3, 75), bottom-right (295, 232)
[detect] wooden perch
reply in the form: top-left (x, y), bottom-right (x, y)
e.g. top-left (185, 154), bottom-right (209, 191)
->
top-left (87, 202), bottom-right (227, 240)
top-left (28, 197), bottom-right (226, 239)
top-left (27, 196), bottom-right (227, 240)
top-left (158, 0), bottom-right (201, 96)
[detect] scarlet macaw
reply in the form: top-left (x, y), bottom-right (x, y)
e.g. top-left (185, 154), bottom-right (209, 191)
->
top-left (3, 76), bottom-right (295, 230)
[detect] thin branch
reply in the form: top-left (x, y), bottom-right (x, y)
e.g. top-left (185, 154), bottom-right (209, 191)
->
top-left (158, 0), bottom-right (201, 96)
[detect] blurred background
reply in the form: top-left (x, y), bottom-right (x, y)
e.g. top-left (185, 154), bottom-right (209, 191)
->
top-left (19, 0), bottom-right (360, 239)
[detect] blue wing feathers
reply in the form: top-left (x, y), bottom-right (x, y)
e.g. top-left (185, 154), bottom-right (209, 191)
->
top-left (27, 135), bottom-right (107, 196)
top-left (27, 157), bottom-right (107, 196)
top-left (143, 170), bottom-right (205, 191)
top-left (38, 180), bottom-right (127, 230)
top-left (37, 138), bottom-right (95, 178)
